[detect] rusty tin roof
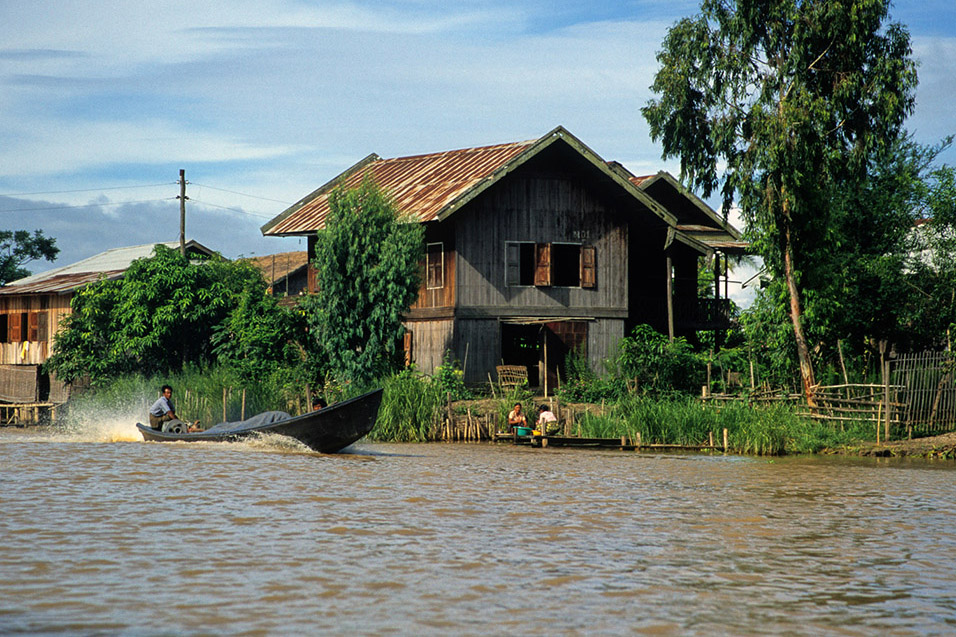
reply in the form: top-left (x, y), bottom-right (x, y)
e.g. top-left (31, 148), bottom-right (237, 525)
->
top-left (262, 127), bottom-right (673, 236)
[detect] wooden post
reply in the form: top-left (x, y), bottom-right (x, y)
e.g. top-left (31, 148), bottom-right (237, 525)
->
top-left (179, 169), bottom-right (187, 256)
top-left (722, 427), bottom-right (728, 452)
top-left (883, 360), bottom-right (891, 444)
top-left (666, 254), bottom-right (674, 342)
top-left (635, 431), bottom-right (642, 450)
top-left (709, 430), bottom-right (714, 448)
top-left (241, 388), bottom-right (246, 421)
top-left (222, 387), bottom-right (227, 422)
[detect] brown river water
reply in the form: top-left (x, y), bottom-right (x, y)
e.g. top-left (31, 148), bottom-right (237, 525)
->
top-left (2, 417), bottom-right (955, 635)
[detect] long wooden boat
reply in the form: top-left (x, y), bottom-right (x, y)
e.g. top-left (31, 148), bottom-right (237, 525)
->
top-left (136, 388), bottom-right (383, 453)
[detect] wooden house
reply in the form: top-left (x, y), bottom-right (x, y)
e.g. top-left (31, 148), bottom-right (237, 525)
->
top-left (244, 251), bottom-right (310, 303)
top-left (261, 127), bottom-right (743, 389)
top-left (0, 240), bottom-right (215, 405)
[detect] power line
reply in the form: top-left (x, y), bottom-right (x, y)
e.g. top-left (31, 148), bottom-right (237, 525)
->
top-left (190, 182), bottom-right (293, 205)
top-left (0, 198), bottom-right (174, 213)
top-left (188, 198), bottom-right (274, 219)
top-left (0, 182), bottom-right (175, 197)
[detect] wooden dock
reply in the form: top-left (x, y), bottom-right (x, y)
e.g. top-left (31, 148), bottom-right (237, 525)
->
top-left (492, 431), bottom-right (724, 452)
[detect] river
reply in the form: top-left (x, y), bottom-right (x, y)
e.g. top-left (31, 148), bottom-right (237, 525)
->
top-left (2, 419), bottom-right (955, 635)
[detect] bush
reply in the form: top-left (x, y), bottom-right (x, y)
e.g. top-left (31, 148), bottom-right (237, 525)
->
top-left (618, 324), bottom-right (703, 394)
top-left (432, 352), bottom-right (472, 400)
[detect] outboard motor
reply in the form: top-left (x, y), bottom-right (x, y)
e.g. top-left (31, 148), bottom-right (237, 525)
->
top-left (162, 419), bottom-right (190, 434)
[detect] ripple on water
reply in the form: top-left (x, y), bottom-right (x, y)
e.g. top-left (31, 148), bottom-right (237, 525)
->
top-left (2, 434), bottom-right (956, 634)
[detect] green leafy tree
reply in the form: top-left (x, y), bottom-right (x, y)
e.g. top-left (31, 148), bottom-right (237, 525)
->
top-left (46, 245), bottom-right (264, 383)
top-left (643, 0), bottom-right (918, 401)
top-left (308, 177), bottom-right (424, 386)
top-left (0, 229), bottom-right (59, 285)
top-left (618, 324), bottom-right (703, 394)
top-left (210, 286), bottom-right (304, 384)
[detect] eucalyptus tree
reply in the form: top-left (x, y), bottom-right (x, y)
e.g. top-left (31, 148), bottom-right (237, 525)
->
top-left (307, 177), bottom-right (424, 387)
top-left (642, 0), bottom-right (918, 400)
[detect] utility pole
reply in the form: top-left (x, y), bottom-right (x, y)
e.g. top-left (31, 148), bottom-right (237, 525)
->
top-left (178, 169), bottom-right (188, 256)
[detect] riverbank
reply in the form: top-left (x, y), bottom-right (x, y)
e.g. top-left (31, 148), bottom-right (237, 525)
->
top-left (853, 431), bottom-right (956, 459)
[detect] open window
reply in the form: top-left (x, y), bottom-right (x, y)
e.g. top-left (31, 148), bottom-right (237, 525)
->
top-left (506, 242), bottom-right (595, 288)
top-left (426, 242), bottom-right (444, 289)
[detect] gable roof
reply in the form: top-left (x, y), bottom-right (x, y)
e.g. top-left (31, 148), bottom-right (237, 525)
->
top-left (262, 126), bottom-right (674, 236)
top-left (0, 240), bottom-right (216, 295)
top-left (614, 168), bottom-right (749, 254)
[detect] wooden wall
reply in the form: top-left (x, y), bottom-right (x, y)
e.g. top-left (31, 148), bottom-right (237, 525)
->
top-left (587, 319), bottom-right (625, 375)
top-left (0, 293), bottom-right (72, 365)
top-left (404, 318), bottom-right (454, 375)
top-left (452, 170), bottom-right (629, 316)
top-left (455, 319), bottom-right (500, 384)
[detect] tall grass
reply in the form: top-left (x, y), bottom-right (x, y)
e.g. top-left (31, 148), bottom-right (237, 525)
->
top-left (573, 395), bottom-right (875, 455)
top-left (66, 365), bottom-right (303, 427)
top-left (370, 369), bottom-right (444, 442)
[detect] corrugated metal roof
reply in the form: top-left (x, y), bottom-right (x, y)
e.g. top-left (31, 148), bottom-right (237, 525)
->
top-left (243, 251), bottom-right (309, 284)
top-left (0, 240), bottom-right (216, 295)
top-left (265, 139), bottom-right (536, 235)
top-left (0, 271), bottom-right (125, 295)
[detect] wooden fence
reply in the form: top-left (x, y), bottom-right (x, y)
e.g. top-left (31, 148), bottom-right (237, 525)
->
top-left (890, 351), bottom-right (956, 436)
top-left (706, 351), bottom-right (956, 439)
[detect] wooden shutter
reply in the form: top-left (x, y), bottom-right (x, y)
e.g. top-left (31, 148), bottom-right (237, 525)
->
top-left (10, 313), bottom-right (23, 342)
top-left (505, 243), bottom-right (520, 286)
top-left (426, 243), bottom-right (443, 289)
top-left (403, 330), bottom-right (413, 367)
top-left (534, 243), bottom-right (552, 287)
top-left (580, 245), bottom-right (596, 288)
top-left (28, 312), bottom-right (39, 341)
top-left (37, 312), bottom-right (49, 342)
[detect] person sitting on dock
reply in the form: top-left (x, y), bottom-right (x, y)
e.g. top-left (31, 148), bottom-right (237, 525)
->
top-left (507, 403), bottom-right (527, 429)
top-left (537, 404), bottom-right (559, 434)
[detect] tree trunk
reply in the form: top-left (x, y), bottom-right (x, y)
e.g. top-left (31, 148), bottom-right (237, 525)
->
top-left (782, 217), bottom-right (816, 406)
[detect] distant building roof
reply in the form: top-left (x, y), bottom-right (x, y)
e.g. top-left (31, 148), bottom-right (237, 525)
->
top-left (262, 126), bottom-right (673, 236)
top-left (0, 240), bottom-right (216, 296)
top-left (244, 251), bottom-right (309, 286)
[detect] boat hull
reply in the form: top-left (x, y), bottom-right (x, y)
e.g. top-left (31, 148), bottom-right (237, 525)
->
top-left (136, 388), bottom-right (383, 453)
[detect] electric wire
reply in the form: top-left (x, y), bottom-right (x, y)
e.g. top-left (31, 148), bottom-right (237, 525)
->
top-left (0, 183), bottom-right (175, 197)
top-left (190, 183), bottom-right (292, 205)
top-left (0, 198), bottom-right (174, 213)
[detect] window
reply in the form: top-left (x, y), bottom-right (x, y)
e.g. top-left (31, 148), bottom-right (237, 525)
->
top-left (506, 242), bottom-right (596, 288)
top-left (426, 242), bottom-right (444, 289)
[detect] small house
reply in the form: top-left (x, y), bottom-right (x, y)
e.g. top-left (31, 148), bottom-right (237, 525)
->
top-left (0, 240), bottom-right (215, 406)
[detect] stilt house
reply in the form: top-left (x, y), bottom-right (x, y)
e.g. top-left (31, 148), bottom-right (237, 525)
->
top-left (0, 240), bottom-right (215, 405)
top-left (262, 127), bottom-right (744, 389)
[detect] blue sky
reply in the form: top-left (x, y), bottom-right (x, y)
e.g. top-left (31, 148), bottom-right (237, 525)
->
top-left (1, 0), bottom-right (953, 304)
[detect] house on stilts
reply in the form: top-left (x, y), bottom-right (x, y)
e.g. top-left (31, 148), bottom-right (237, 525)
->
top-left (261, 127), bottom-right (745, 391)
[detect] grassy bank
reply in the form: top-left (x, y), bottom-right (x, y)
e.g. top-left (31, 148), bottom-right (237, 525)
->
top-left (66, 367), bottom-right (877, 456)
top-left (571, 395), bottom-right (873, 455)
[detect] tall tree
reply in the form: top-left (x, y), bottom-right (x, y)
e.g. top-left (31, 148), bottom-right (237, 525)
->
top-left (308, 177), bottom-right (423, 386)
top-left (642, 0), bottom-right (918, 400)
top-left (0, 229), bottom-right (59, 285)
